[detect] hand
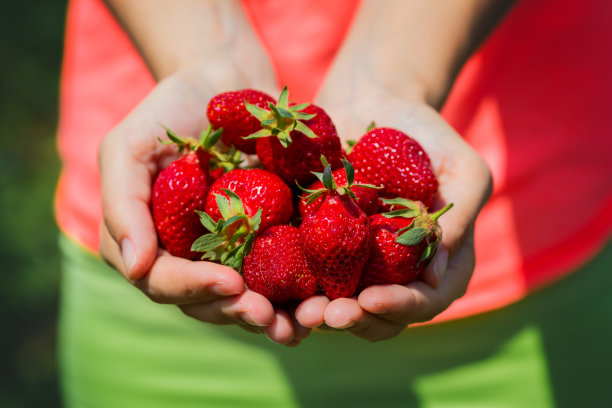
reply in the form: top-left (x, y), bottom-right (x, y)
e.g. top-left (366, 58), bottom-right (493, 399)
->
top-left (295, 95), bottom-right (492, 341)
top-left (98, 70), bottom-right (310, 346)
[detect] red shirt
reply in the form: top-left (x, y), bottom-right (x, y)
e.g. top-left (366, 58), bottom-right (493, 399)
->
top-left (55, 0), bottom-right (612, 322)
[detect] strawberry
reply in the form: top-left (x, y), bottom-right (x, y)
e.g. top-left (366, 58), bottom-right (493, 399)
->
top-left (348, 127), bottom-right (438, 209)
top-left (242, 225), bottom-right (318, 303)
top-left (151, 126), bottom-right (224, 259)
top-left (298, 167), bottom-right (379, 219)
top-left (245, 86), bottom-right (343, 185)
top-left (358, 199), bottom-right (453, 289)
top-left (206, 89), bottom-right (276, 154)
top-left (204, 168), bottom-right (293, 234)
top-left (299, 159), bottom-right (377, 299)
top-left (191, 189), bottom-right (263, 271)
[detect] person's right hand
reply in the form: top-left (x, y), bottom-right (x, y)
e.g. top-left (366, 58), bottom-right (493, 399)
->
top-left (98, 70), bottom-right (310, 346)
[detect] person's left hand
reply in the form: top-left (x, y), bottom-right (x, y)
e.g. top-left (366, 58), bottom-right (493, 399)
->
top-left (294, 96), bottom-right (491, 341)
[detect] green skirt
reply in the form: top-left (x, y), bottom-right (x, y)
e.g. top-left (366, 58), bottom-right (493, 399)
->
top-left (58, 235), bottom-right (612, 407)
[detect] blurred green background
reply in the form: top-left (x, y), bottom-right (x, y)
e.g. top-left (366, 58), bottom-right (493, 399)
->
top-left (0, 1), bottom-right (67, 407)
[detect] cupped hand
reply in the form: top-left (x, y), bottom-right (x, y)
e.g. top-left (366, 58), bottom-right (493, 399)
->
top-left (295, 94), bottom-right (492, 341)
top-left (97, 70), bottom-right (309, 346)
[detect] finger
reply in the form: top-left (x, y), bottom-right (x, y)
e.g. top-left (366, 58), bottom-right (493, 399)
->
top-left (283, 303), bottom-right (312, 340)
top-left (323, 297), bottom-right (363, 329)
top-left (99, 222), bottom-right (129, 276)
top-left (179, 290), bottom-right (275, 327)
top-left (435, 150), bottom-right (491, 254)
top-left (135, 255), bottom-right (246, 304)
top-left (99, 129), bottom-right (162, 281)
top-left (357, 283), bottom-right (441, 324)
top-left (358, 240), bottom-right (474, 325)
top-left (294, 295), bottom-right (330, 328)
top-left (324, 297), bottom-right (406, 342)
top-left (262, 308), bottom-right (297, 345)
top-left (102, 222), bottom-right (248, 304)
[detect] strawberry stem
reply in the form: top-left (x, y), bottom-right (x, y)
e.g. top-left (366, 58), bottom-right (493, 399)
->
top-left (430, 203), bottom-right (454, 223)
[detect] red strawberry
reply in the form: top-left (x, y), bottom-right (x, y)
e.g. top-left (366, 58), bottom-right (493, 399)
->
top-left (242, 225), bottom-right (318, 303)
top-left (245, 86), bottom-right (343, 185)
top-left (152, 152), bottom-right (212, 259)
top-left (298, 167), bottom-right (379, 219)
top-left (348, 127), bottom-right (438, 209)
top-left (151, 126), bottom-right (229, 259)
top-left (207, 89), bottom-right (276, 154)
top-left (204, 168), bottom-right (293, 234)
top-left (358, 199), bottom-right (453, 289)
top-left (299, 160), bottom-right (374, 299)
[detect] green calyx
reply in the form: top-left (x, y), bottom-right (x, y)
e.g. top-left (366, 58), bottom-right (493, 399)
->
top-left (243, 86), bottom-right (318, 147)
top-left (382, 198), bottom-right (453, 265)
top-left (159, 124), bottom-right (243, 173)
top-left (298, 155), bottom-right (380, 203)
top-left (191, 189), bottom-right (262, 272)
top-left (158, 123), bottom-right (222, 152)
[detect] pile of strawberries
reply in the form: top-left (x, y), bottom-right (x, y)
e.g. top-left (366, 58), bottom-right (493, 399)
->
top-left (152, 87), bottom-right (452, 303)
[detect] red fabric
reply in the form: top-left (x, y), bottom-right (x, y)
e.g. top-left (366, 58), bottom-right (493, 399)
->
top-left (55, 0), bottom-right (612, 322)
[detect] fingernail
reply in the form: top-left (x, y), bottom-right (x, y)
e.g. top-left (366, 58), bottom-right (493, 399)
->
top-left (211, 281), bottom-right (242, 296)
top-left (433, 248), bottom-right (449, 287)
top-left (332, 319), bottom-right (355, 329)
top-left (121, 239), bottom-right (137, 276)
top-left (241, 312), bottom-right (264, 327)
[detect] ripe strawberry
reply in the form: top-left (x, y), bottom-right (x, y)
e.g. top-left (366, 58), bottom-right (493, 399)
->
top-left (358, 199), bottom-right (453, 289)
top-left (298, 167), bottom-right (379, 219)
top-left (152, 125), bottom-right (239, 259)
top-left (206, 89), bottom-right (276, 154)
top-left (152, 152), bottom-right (212, 260)
top-left (204, 168), bottom-right (293, 234)
top-left (245, 86), bottom-right (343, 185)
top-left (192, 189), bottom-right (263, 271)
top-left (242, 225), bottom-right (318, 303)
top-left (299, 160), bottom-right (375, 299)
top-left (348, 127), bottom-right (438, 209)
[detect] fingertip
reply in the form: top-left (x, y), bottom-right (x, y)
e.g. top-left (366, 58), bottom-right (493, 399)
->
top-left (295, 295), bottom-right (329, 328)
top-left (263, 310), bottom-right (295, 345)
top-left (121, 224), bottom-right (159, 281)
top-left (237, 291), bottom-right (276, 327)
top-left (323, 297), bottom-right (361, 329)
top-left (357, 286), bottom-right (392, 314)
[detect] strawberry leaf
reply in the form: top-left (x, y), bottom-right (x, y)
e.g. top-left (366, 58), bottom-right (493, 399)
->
top-left (223, 214), bottom-right (247, 231)
top-left (278, 86), bottom-right (289, 110)
top-left (294, 121), bottom-right (318, 139)
top-left (290, 102), bottom-right (309, 112)
top-left (292, 112), bottom-right (316, 121)
top-left (322, 165), bottom-right (336, 190)
top-left (417, 243), bottom-right (436, 267)
top-left (215, 193), bottom-right (233, 220)
top-left (396, 227), bottom-right (428, 246)
top-left (243, 128), bottom-right (271, 140)
top-left (200, 126), bottom-right (223, 149)
top-left (381, 197), bottom-right (420, 209)
top-left (196, 210), bottom-right (217, 233)
top-left (245, 102), bottom-right (271, 121)
top-left (249, 208), bottom-right (263, 232)
top-left (383, 208), bottom-right (420, 219)
top-left (191, 234), bottom-right (226, 253)
top-left (221, 188), bottom-right (245, 216)
top-left (343, 159), bottom-right (354, 186)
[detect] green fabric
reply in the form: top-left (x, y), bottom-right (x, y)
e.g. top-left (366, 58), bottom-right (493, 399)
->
top-left (58, 235), bottom-right (612, 407)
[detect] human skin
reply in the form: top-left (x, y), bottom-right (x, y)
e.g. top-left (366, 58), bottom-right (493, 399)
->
top-left (293, 0), bottom-right (515, 341)
top-left (98, 0), bottom-right (513, 345)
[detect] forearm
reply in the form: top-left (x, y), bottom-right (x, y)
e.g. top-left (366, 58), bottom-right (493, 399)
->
top-left (319, 0), bottom-right (515, 110)
top-left (103, 0), bottom-right (276, 90)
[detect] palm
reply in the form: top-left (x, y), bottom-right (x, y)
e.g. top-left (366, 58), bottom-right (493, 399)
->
top-left (294, 97), bottom-right (492, 341)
